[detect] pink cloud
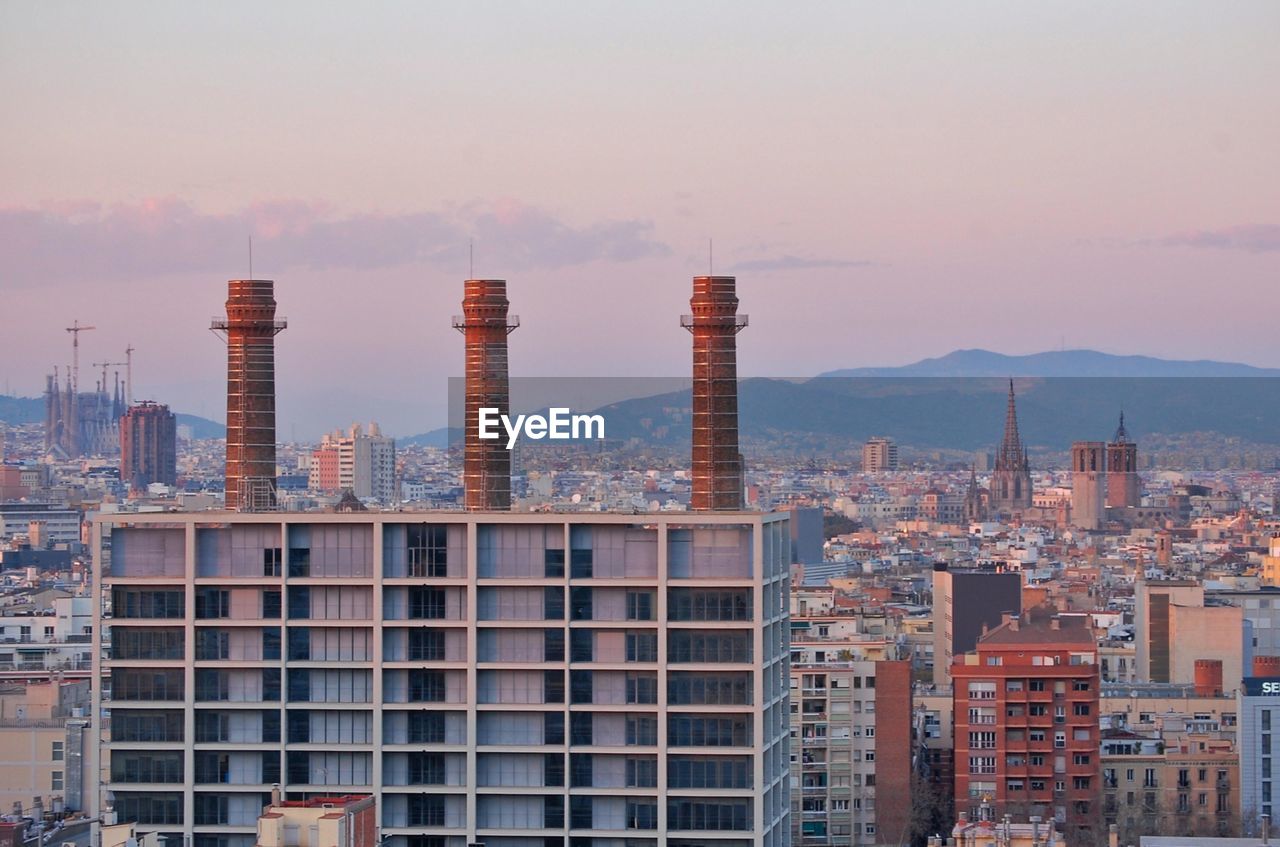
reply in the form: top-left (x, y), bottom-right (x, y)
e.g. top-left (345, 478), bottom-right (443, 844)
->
top-left (0, 197), bottom-right (670, 285)
top-left (1155, 224), bottom-right (1280, 253)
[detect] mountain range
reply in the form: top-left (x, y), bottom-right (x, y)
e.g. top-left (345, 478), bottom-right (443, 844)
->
top-left (406, 349), bottom-right (1280, 452)
top-left (5, 350), bottom-right (1277, 451)
top-left (818, 348), bottom-right (1280, 379)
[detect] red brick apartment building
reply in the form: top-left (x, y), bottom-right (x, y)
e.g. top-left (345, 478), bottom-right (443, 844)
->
top-left (952, 610), bottom-right (1102, 846)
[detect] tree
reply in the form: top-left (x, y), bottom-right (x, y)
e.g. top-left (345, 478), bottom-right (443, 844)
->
top-left (908, 771), bottom-right (953, 847)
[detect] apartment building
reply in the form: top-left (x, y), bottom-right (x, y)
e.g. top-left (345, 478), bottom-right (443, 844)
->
top-left (1101, 724), bottom-right (1237, 839)
top-left (861, 439), bottom-right (898, 474)
top-left (951, 610), bottom-right (1102, 847)
top-left (0, 596), bottom-right (94, 673)
top-left (309, 424), bottom-right (396, 504)
top-left (91, 510), bottom-right (791, 847)
top-left (0, 680), bottom-right (90, 815)
top-left (788, 659), bottom-right (912, 846)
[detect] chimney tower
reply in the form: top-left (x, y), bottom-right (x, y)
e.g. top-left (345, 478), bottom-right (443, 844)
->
top-left (453, 280), bottom-right (519, 511)
top-left (682, 275), bottom-right (748, 510)
top-left (212, 280), bottom-right (286, 511)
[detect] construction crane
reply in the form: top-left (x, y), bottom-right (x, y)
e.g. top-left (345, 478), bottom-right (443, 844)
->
top-left (64, 320), bottom-right (96, 397)
top-left (124, 343), bottom-right (135, 405)
top-left (92, 360), bottom-right (128, 398)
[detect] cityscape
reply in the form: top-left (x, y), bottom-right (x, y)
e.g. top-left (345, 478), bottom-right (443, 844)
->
top-left (1, 5), bottom-right (1278, 847)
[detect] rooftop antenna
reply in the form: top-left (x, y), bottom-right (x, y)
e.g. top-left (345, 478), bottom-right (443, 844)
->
top-left (249, 235), bottom-right (254, 280)
top-left (709, 238), bottom-right (713, 275)
top-left (469, 239), bottom-right (474, 279)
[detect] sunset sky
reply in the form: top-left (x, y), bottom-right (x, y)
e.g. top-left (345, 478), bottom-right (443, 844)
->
top-left (2, 1), bottom-right (1277, 437)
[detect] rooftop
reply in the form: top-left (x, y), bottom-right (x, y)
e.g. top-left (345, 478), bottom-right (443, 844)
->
top-left (978, 607), bottom-right (1094, 647)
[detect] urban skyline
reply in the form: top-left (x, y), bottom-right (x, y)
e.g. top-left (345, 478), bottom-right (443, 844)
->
top-left (2, 6), bottom-right (1280, 847)
top-left (2, 2), bottom-right (1278, 437)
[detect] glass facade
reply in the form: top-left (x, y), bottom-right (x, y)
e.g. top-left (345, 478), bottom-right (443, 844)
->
top-left (94, 514), bottom-right (791, 847)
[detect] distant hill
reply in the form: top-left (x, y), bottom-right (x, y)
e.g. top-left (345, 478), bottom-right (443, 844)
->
top-left (576, 349), bottom-right (1280, 452)
top-left (0, 395), bottom-right (43, 424)
top-left (589, 376), bottom-right (1280, 453)
top-left (401, 427), bottom-right (454, 448)
top-left (175, 413), bottom-right (226, 440)
top-left (398, 350), bottom-right (1280, 454)
top-left (820, 348), bottom-right (1280, 378)
top-left (0, 394), bottom-right (225, 439)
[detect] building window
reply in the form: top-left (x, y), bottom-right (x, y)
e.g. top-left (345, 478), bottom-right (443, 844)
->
top-left (969, 732), bottom-right (996, 750)
top-left (52, 741), bottom-right (64, 761)
top-left (51, 771), bottom-right (63, 791)
top-left (969, 757), bottom-right (997, 775)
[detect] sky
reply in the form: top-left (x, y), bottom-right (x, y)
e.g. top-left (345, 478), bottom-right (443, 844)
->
top-left (1, 1), bottom-right (1278, 438)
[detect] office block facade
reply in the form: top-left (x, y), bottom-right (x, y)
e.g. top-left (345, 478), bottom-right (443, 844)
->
top-left (91, 511), bottom-right (791, 847)
top-left (1239, 676), bottom-right (1280, 832)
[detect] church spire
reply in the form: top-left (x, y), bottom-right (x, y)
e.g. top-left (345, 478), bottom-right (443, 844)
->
top-left (990, 377), bottom-right (1033, 513)
top-left (999, 379), bottom-right (1024, 463)
top-left (1113, 410), bottom-right (1129, 443)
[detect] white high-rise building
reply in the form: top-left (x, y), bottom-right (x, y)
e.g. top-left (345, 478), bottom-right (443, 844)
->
top-left (91, 510), bottom-right (791, 847)
top-left (309, 423), bottom-right (396, 503)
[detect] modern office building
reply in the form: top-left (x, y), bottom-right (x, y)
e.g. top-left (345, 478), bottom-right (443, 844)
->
top-left (1238, 670), bottom-right (1280, 833)
top-left (951, 610), bottom-right (1101, 847)
top-left (91, 510), bottom-right (792, 847)
top-left (788, 659), bottom-right (912, 846)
